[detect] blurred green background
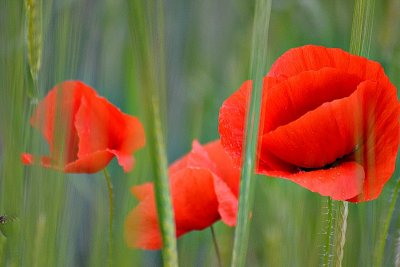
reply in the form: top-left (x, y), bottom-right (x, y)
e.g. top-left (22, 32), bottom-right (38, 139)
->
top-left (1, 0), bottom-right (400, 266)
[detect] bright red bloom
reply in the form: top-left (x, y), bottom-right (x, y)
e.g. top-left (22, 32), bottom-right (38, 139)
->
top-left (125, 140), bottom-right (240, 249)
top-left (219, 45), bottom-right (399, 202)
top-left (22, 80), bottom-right (145, 173)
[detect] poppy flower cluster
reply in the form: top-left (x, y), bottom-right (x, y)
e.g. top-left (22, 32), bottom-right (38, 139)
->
top-left (22, 80), bottom-right (145, 173)
top-left (125, 140), bottom-right (240, 249)
top-left (219, 45), bottom-right (399, 202)
top-left (22, 44), bottom-right (399, 250)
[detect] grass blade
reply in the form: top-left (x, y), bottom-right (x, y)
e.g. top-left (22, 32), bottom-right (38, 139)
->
top-left (103, 169), bottom-right (114, 267)
top-left (230, 0), bottom-right (272, 266)
top-left (127, 1), bottom-right (178, 266)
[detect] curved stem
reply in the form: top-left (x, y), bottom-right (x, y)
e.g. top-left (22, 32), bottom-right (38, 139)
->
top-left (103, 169), bottom-right (114, 266)
top-left (374, 178), bottom-right (400, 267)
top-left (211, 226), bottom-right (222, 267)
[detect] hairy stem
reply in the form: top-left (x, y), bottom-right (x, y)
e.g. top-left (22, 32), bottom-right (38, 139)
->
top-left (322, 198), bottom-right (333, 266)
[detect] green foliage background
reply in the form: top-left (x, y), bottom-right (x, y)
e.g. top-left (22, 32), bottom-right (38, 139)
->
top-left (0, 0), bottom-right (399, 266)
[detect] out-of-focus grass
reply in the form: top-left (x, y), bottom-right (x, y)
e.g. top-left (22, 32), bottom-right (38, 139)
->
top-left (0, 0), bottom-right (399, 266)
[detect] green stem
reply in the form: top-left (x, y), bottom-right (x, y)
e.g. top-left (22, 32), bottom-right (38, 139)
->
top-left (127, 1), bottom-right (178, 266)
top-left (322, 200), bottom-right (348, 267)
top-left (211, 226), bottom-right (222, 267)
top-left (103, 169), bottom-right (114, 267)
top-left (322, 198), bottom-right (333, 266)
top-left (230, 0), bottom-right (272, 266)
top-left (333, 201), bottom-right (348, 267)
top-left (374, 178), bottom-right (400, 267)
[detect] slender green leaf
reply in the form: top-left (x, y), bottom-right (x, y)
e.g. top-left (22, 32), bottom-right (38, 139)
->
top-left (127, 1), bottom-right (178, 266)
top-left (230, 0), bottom-right (272, 266)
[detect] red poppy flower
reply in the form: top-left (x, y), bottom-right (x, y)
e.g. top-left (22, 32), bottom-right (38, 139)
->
top-left (22, 80), bottom-right (145, 173)
top-left (219, 45), bottom-right (399, 202)
top-left (125, 140), bottom-right (240, 249)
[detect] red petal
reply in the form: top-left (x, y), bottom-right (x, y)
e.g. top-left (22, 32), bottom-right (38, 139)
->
top-left (31, 81), bottom-right (92, 163)
top-left (125, 192), bottom-right (161, 249)
top-left (75, 96), bottom-right (111, 157)
top-left (108, 150), bottom-right (135, 172)
top-left (203, 140), bottom-right (241, 197)
top-left (349, 80), bottom-right (400, 201)
top-left (212, 173), bottom-right (238, 226)
top-left (172, 168), bottom-right (220, 234)
top-left (169, 140), bottom-right (218, 175)
top-left (21, 153), bottom-right (34, 165)
top-left (268, 45), bottom-right (384, 83)
top-left (262, 82), bottom-right (365, 168)
top-left (218, 80), bottom-right (252, 166)
top-left (64, 151), bottom-right (113, 173)
top-left (261, 161), bottom-right (365, 200)
top-left (125, 140), bottom-right (240, 249)
top-left (74, 84), bottom-right (145, 173)
top-left (116, 114), bottom-right (145, 158)
top-left (125, 168), bottom-right (220, 250)
top-left (263, 68), bottom-right (361, 132)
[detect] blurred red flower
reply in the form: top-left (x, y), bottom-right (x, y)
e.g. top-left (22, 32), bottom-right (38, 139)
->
top-left (219, 45), bottom-right (399, 202)
top-left (22, 80), bottom-right (145, 173)
top-left (125, 140), bottom-right (240, 249)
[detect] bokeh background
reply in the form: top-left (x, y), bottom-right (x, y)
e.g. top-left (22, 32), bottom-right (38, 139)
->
top-left (1, 0), bottom-right (400, 266)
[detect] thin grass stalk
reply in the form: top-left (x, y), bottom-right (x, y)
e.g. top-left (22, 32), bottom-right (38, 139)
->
top-left (149, 98), bottom-right (178, 267)
top-left (374, 178), bottom-right (400, 267)
top-left (103, 169), bottom-right (114, 267)
top-left (211, 226), bottom-right (223, 267)
top-left (128, 1), bottom-right (178, 266)
top-left (230, 0), bottom-right (272, 266)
